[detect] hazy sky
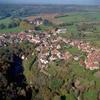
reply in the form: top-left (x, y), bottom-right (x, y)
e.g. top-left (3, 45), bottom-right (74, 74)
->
top-left (0, 0), bottom-right (100, 5)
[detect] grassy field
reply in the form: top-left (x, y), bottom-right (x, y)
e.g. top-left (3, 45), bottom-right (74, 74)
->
top-left (0, 17), bottom-right (12, 24)
top-left (48, 59), bottom-right (100, 99)
top-left (39, 24), bottom-right (53, 31)
top-left (0, 27), bottom-right (24, 33)
top-left (70, 61), bottom-right (100, 87)
top-left (0, 17), bottom-right (25, 33)
top-left (56, 11), bottom-right (100, 48)
top-left (23, 55), bottom-right (36, 83)
top-left (57, 12), bottom-right (100, 23)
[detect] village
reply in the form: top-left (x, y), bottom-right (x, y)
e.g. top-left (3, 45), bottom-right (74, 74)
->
top-left (0, 28), bottom-right (100, 73)
top-left (0, 3), bottom-right (100, 100)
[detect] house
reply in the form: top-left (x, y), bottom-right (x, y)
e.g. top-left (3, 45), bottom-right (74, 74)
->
top-left (30, 38), bottom-right (40, 44)
top-left (0, 36), bottom-right (6, 46)
top-left (74, 56), bottom-right (79, 61)
top-left (56, 28), bottom-right (67, 34)
top-left (21, 55), bottom-right (25, 60)
top-left (18, 32), bottom-right (26, 41)
top-left (40, 58), bottom-right (48, 65)
top-left (26, 34), bottom-right (40, 44)
top-left (34, 17), bottom-right (43, 26)
top-left (51, 49), bottom-right (61, 58)
top-left (61, 51), bottom-right (72, 60)
top-left (27, 17), bottom-right (43, 26)
top-left (49, 55), bottom-right (57, 61)
top-left (85, 51), bottom-right (100, 70)
top-left (57, 44), bottom-right (61, 49)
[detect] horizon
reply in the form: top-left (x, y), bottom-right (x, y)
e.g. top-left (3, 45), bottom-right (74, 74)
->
top-left (0, 0), bottom-right (100, 5)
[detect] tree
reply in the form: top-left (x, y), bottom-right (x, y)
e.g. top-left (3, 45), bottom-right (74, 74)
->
top-left (0, 24), bottom-right (6, 29)
top-left (7, 21), bottom-right (17, 28)
top-left (34, 26), bottom-right (41, 31)
top-left (49, 79), bottom-right (63, 91)
top-left (20, 21), bottom-right (33, 30)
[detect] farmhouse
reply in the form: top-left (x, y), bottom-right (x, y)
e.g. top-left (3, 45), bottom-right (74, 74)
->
top-left (56, 28), bottom-right (67, 34)
top-left (27, 17), bottom-right (43, 26)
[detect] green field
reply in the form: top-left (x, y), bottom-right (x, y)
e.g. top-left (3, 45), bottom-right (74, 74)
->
top-left (39, 24), bottom-right (53, 31)
top-left (57, 12), bottom-right (100, 23)
top-left (0, 27), bottom-right (24, 33)
top-left (0, 17), bottom-right (23, 33)
top-left (56, 12), bottom-right (100, 48)
top-left (0, 17), bottom-right (12, 24)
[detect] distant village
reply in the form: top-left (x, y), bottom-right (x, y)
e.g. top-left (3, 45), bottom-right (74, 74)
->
top-left (0, 25), bottom-right (100, 73)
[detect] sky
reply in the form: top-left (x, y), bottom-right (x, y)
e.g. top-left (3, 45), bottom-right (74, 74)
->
top-left (0, 0), bottom-right (100, 5)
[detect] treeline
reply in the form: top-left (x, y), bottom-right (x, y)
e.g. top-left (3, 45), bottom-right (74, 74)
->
top-left (58, 22), bottom-right (74, 27)
top-left (0, 18), bottom-right (21, 29)
top-left (77, 23), bottom-right (97, 32)
top-left (0, 4), bottom-right (100, 18)
top-left (55, 14), bottom-right (69, 18)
